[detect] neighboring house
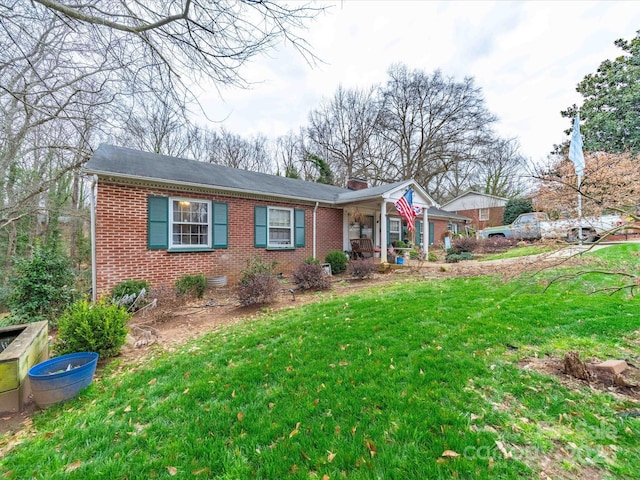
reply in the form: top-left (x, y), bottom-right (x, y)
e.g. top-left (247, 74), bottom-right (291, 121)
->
top-left (441, 191), bottom-right (508, 231)
top-left (426, 207), bottom-right (471, 245)
top-left (84, 145), bottom-right (454, 297)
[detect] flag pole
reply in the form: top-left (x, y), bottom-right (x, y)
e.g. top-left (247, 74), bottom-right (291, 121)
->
top-left (577, 174), bottom-right (583, 247)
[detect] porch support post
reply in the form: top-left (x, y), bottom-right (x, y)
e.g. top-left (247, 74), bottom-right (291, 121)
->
top-left (423, 207), bottom-right (429, 257)
top-left (380, 199), bottom-right (388, 263)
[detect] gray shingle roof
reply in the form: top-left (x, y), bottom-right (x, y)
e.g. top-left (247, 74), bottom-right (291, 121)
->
top-left (84, 145), bottom-right (457, 218)
top-left (84, 144), bottom-right (352, 203)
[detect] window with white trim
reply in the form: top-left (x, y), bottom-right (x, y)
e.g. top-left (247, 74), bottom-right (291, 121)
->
top-left (479, 208), bottom-right (490, 221)
top-left (389, 218), bottom-right (401, 243)
top-left (170, 199), bottom-right (211, 248)
top-left (268, 207), bottom-right (294, 247)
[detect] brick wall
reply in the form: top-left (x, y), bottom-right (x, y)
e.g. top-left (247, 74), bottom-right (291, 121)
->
top-left (455, 207), bottom-right (504, 230)
top-left (430, 219), bottom-right (452, 246)
top-left (95, 182), bottom-right (344, 296)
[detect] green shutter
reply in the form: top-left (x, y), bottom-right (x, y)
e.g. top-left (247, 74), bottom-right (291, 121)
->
top-left (148, 196), bottom-right (168, 249)
top-left (416, 220), bottom-right (422, 247)
top-left (212, 202), bottom-right (228, 248)
top-left (294, 209), bottom-right (305, 247)
top-left (254, 206), bottom-right (267, 247)
top-left (386, 217), bottom-right (390, 243)
top-left (429, 221), bottom-right (435, 246)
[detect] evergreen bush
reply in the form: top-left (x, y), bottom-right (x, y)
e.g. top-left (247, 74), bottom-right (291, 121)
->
top-left (325, 250), bottom-right (348, 274)
top-left (503, 198), bottom-right (533, 225)
top-left (175, 273), bottom-right (207, 298)
top-left (445, 252), bottom-right (474, 263)
top-left (111, 279), bottom-right (150, 312)
top-left (8, 242), bottom-right (76, 324)
top-left (56, 299), bottom-right (130, 358)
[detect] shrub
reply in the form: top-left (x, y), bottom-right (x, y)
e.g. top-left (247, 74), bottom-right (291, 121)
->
top-left (110, 279), bottom-right (150, 311)
top-left (8, 242), bottom-right (76, 324)
top-left (347, 258), bottom-right (377, 279)
top-left (325, 250), bottom-right (348, 275)
top-left (445, 252), bottom-right (474, 263)
top-left (391, 240), bottom-right (407, 249)
top-left (55, 299), bottom-right (130, 358)
top-left (304, 256), bottom-right (321, 265)
top-left (427, 252), bottom-right (438, 262)
top-left (175, 273), bottom-right (207, 298)
top-left (480, 237), bottom-right (518, 254)
top-left (237, 256), bottom-right (280, 307)
top-left (292, 263), bottom-right (331, 291)
top-left (449, 237), bottom-right (478, 254)
top-left (238, 273), bottom-right (280, 307)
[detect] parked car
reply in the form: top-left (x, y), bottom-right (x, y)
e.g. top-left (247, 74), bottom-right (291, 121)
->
top-left (478, 212), bottom-right (624, 243)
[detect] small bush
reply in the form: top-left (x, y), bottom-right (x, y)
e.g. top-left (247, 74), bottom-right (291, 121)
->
top-left (480, 237), bottom-right (518, 254)
top-left (238, 256), bottom-right (280, 307)
top-left (325, 250), bottom-right (348, 275)
top-left (8, 242), bottom-right (77, 324)
top-left (292, 263), bottom-right (331, 291)
top-left (347, 258), bottom-right (377, 279)
top-left (445, 252), bottom-right (474, 263)
top-left (55, 299), bottom-right (130, 358)
top-left (427, 252), bottom-right (438, 262)
top-left (238, 273), bottom-right (280, 307)
top-left (449, 237), bottom-right (478, 254)
top-left (175, 273), bottom-right (207, 298)
top-left (303, 256), bottom-right (321, 265)
top-left (110, 279), bottom-right (150, 311)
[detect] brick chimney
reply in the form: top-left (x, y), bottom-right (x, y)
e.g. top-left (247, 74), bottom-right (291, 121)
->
top-left (346, 178), bottom-right (368, 190)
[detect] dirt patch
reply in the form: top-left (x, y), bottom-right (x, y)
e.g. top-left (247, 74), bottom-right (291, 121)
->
top-left (520, 355), bottom-right (640, 402)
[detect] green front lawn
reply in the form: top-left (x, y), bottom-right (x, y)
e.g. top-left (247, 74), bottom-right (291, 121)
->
top-left (1, 245), bottom-right (639, 479)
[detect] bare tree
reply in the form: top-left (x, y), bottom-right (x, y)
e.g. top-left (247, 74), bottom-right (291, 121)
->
top-left (477, 137), bottom-right (528, 198)
top-left (375, 65), bottom-right (497, 189)
top-left (30, 0), bottom-right (322, 107)
top-left (306, 85), bottom-right (380, 186)
top-left (119, 97), bottom-right (194, 158)
top-left (203, 129), bottom-right (274, 173)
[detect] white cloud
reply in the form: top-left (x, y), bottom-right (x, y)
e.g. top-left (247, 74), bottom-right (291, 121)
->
top-left (198, 1), bottom-right (640, 164)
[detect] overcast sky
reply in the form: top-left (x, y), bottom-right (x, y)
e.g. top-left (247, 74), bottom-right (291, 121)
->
top-left (199, 1), bottom-right (639, 165)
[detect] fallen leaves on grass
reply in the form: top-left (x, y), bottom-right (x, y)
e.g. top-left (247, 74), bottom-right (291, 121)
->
top-left (65, 461), bottom-right (82, 473)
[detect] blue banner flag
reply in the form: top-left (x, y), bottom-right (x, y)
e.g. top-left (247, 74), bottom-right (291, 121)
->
top-left (568, 114), bottom-right (585, 177)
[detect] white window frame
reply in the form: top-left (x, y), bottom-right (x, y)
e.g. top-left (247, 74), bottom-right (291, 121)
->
top-left (169, 197), bottom-right (212, 249)
top-left (389, 218), bottom-right (401, 243)
top-left (479, 208), bottom-right (490, 221)
top-left (268, 206), bottom-right (294, 248)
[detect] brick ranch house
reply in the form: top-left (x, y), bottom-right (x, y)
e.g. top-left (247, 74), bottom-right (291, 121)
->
top-left (84, 144), bottom-right (468, 298)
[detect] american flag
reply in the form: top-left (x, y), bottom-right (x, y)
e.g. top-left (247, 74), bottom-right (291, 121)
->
top-left (395, 188), bottom-right (416, 232)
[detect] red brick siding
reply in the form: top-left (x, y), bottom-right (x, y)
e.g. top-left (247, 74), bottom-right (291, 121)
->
top-left (430, 219), bottom-right (452, 246)
top-left (455, 207), bottom-right (504, 230)
top-left (95, 182), bottom-right (343, 296)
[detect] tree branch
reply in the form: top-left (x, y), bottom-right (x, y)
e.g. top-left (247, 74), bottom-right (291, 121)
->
top-left (33, 0), bottom-right (192, 34)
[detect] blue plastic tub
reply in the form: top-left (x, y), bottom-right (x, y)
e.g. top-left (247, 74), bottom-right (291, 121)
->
top-left (28, 352), bottom-right (99, 408)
